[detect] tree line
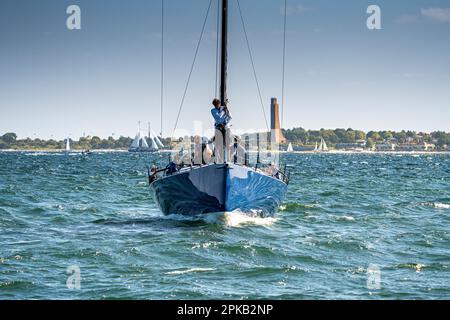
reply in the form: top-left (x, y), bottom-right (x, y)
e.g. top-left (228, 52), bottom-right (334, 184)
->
top-left (0, 129), bottom-right (449, 150)
top-left (282, 128), bottom-right (450, 149)
top-left (0, 133), bottom-right (133, 150)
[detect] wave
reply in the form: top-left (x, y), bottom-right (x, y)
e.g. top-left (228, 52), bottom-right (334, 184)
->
top-left (165, 268), bottom-right (216, 275)
top-left (335, 215), bottom-right (356, 222)
top-left (23, 152), bottom-right (65, 157)
top-left (432, 203), bottom-right (450, 209)
top-left (420, 202), bottom-right (450, 209)
top-left (162, 211), bottom-right (278, 228)
top-left (279, 202), bottom-right (320, 213)
top-left (396, 263), bottom-right (426, 273)
top-left (222, 211), bottom-right (278, 228)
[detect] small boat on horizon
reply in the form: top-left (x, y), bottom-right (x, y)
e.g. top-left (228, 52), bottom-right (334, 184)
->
top-left (315, 137), bottom-right (328, 152)
top-left (129, 122), bottom-right (164, 153)
top-left (65, 138), bottom-right (71, 152)
top-left (287, 143), bottom-right (294, 153)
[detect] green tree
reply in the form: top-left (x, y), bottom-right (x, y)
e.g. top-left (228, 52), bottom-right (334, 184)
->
top-left (355, 130), bottom-right (366, 141)
top-left (1, 132), bottom-right (17, 144)
top-left (432, 131), bottom-right (450, 148)
top-left (380, 131), bottom-right (393, 140)
top-left (344, 129), bottom-right (356, 143)
top-left (368, 132), bottom-right (382, 141)
top-left (91, 136), bottom-right (102, 149)
top-left (0, 139), bottom-right (8, 149)
top-left (394, 131), bottom-right (407, 143)
top-left (117, 136), bottom-right (132, 148)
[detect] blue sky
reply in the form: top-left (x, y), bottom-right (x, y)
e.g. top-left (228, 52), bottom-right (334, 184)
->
top-left (0, 0), bottom-right (449, 139)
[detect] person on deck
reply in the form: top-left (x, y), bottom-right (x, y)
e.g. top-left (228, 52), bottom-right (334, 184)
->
top-left (232, 136), bottom-right (246, 165)
top-left (211, 98), bottom-right (232, 163)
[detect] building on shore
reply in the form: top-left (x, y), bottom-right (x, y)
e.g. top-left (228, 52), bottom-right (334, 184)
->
top-left (270, 98), bottom-right (286, 144)
top-left (375, 140), bottom-right (435, 152)
top-left (376, 142), bottom-right (396, 151)
top-left (335, 140), bottom-right (366, 151)
top-left (396, 142), bottom-right (435, 151)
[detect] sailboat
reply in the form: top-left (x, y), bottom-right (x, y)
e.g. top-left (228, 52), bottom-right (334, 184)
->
top-left (147, 122), bottom-right (165, 150)
top-left (287, 143), bottom-right (294, 153)
top-left (129, 122), bottom-right (163, 152)
top-left (149, 0), bottom-right (288, 216)
top-left (316, 137), bottom-right (328, 152)
top-left (65, 138), bottom-right (71, 152)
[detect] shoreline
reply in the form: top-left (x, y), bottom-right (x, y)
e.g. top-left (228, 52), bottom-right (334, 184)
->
top-left (0, 149), bottom-right (129, 153)
top-left (1, 149), bottom-right (449, 155)
top-left (283, 150), bottom-right (450, 155)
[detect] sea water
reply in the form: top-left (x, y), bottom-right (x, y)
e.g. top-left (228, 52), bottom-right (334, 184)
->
top-left (0, 152), bottom-right (449, 299)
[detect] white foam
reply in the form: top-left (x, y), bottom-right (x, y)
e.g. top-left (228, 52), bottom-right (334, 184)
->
top-left (223, 211), bottom-right (278, 228)
top-left (165, 268), bottom-right (216, 275)
top-left (422, 202), bottom-right (450, 209)
top-left (433, 203), bottom-right (450, 209)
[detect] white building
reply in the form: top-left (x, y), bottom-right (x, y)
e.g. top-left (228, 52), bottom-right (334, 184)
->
top-left (376, 142), bottom-right (396, 151)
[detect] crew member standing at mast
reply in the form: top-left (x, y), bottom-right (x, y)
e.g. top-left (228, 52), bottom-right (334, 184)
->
top-left (211, 98), bottom-right (232, 163)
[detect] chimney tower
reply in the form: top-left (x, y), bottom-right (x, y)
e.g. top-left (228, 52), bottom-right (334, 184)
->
top-left (271, 97), bottom-right (286, 144)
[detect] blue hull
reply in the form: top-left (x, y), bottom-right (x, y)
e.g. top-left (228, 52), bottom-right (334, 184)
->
top-left (150, 164), bottom-right (287, 216)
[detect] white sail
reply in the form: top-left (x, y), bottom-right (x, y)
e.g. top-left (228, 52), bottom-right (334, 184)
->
top-left (140, 135), bottom-right (149, 148)
top-left (155, 136), bottom-right (164, 148)
top-left (65, 138), bottom-right (70, 151)
top-left (150, 137), bottom-right (158, 150)
top-left (314, 142), bottom-right (318, 151)
top-left (322, 138), bottom-right (328, 151)
top-left (130, 133), bottom-right (140, 149)
top-left (150, 130), bottom-right (164, 148)
top-left (287, 143), bottom-right (293, 152)
top-left (318, 139), bottom-right (323, 151)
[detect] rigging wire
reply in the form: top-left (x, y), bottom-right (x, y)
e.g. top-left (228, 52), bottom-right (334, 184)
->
top-left (236, 0), bottom-right (270, 132)
top-left (215, 0), bottom-right (220, 98)
top-left (171, 0), bottom-right (214, 139)
top-left (281, 0), bottom-right (287, 128)
top-left (160, 0), bottom-right (164, 138)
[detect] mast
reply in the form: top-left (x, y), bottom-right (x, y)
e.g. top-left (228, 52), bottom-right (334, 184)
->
top-left (148, 122), bottom-right (151, 139)
top-left (220, 0), bottom-right (228, 106)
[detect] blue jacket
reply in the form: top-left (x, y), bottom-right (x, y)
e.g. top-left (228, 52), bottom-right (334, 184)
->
top-left (211, 107), bottom-right (232, 128)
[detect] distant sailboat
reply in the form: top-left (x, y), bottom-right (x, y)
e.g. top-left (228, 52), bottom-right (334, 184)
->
top-left (287, 143), bottom-right (294, 153)
top-left (129, 122), bottom-right (163, 152)
top-left (65, 138), bottom-right (71, 152)
top-left (316, 137), bottom-right (328, 152)
top-left (147, 122), bottom-right (165, 150)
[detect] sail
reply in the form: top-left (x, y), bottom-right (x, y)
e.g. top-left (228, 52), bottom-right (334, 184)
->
top-left (65, 138), bottom-right (70, 151)
top-left (151, 130), bottom-right (164, 148)
top-left (150, 137), bottom-right (158, 150)
top-left (287, 143), bottom-right (293, 152)
top-left (322, 138), bottom-right (328, 151)
top-left (318, 140), bottom-right (323, 151)
top-left (140, 135), bottom-right (149, 148)
top-left (154, 136), bottom-right (164, 148)
top-left (314, 142), bottom-right (318, 151)
top-left (130, 133), bottom-right (140, 149)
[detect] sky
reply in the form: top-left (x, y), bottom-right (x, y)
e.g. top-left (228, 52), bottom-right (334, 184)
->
top-left (0, 0), bottom-right (449, 139)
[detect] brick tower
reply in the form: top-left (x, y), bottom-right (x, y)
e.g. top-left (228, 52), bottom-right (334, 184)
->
top-left (270, 97), bottom-right (286, 144)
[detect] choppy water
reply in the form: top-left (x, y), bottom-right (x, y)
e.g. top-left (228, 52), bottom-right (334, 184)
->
top-left (0, 152), bottom-right (449, 299)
